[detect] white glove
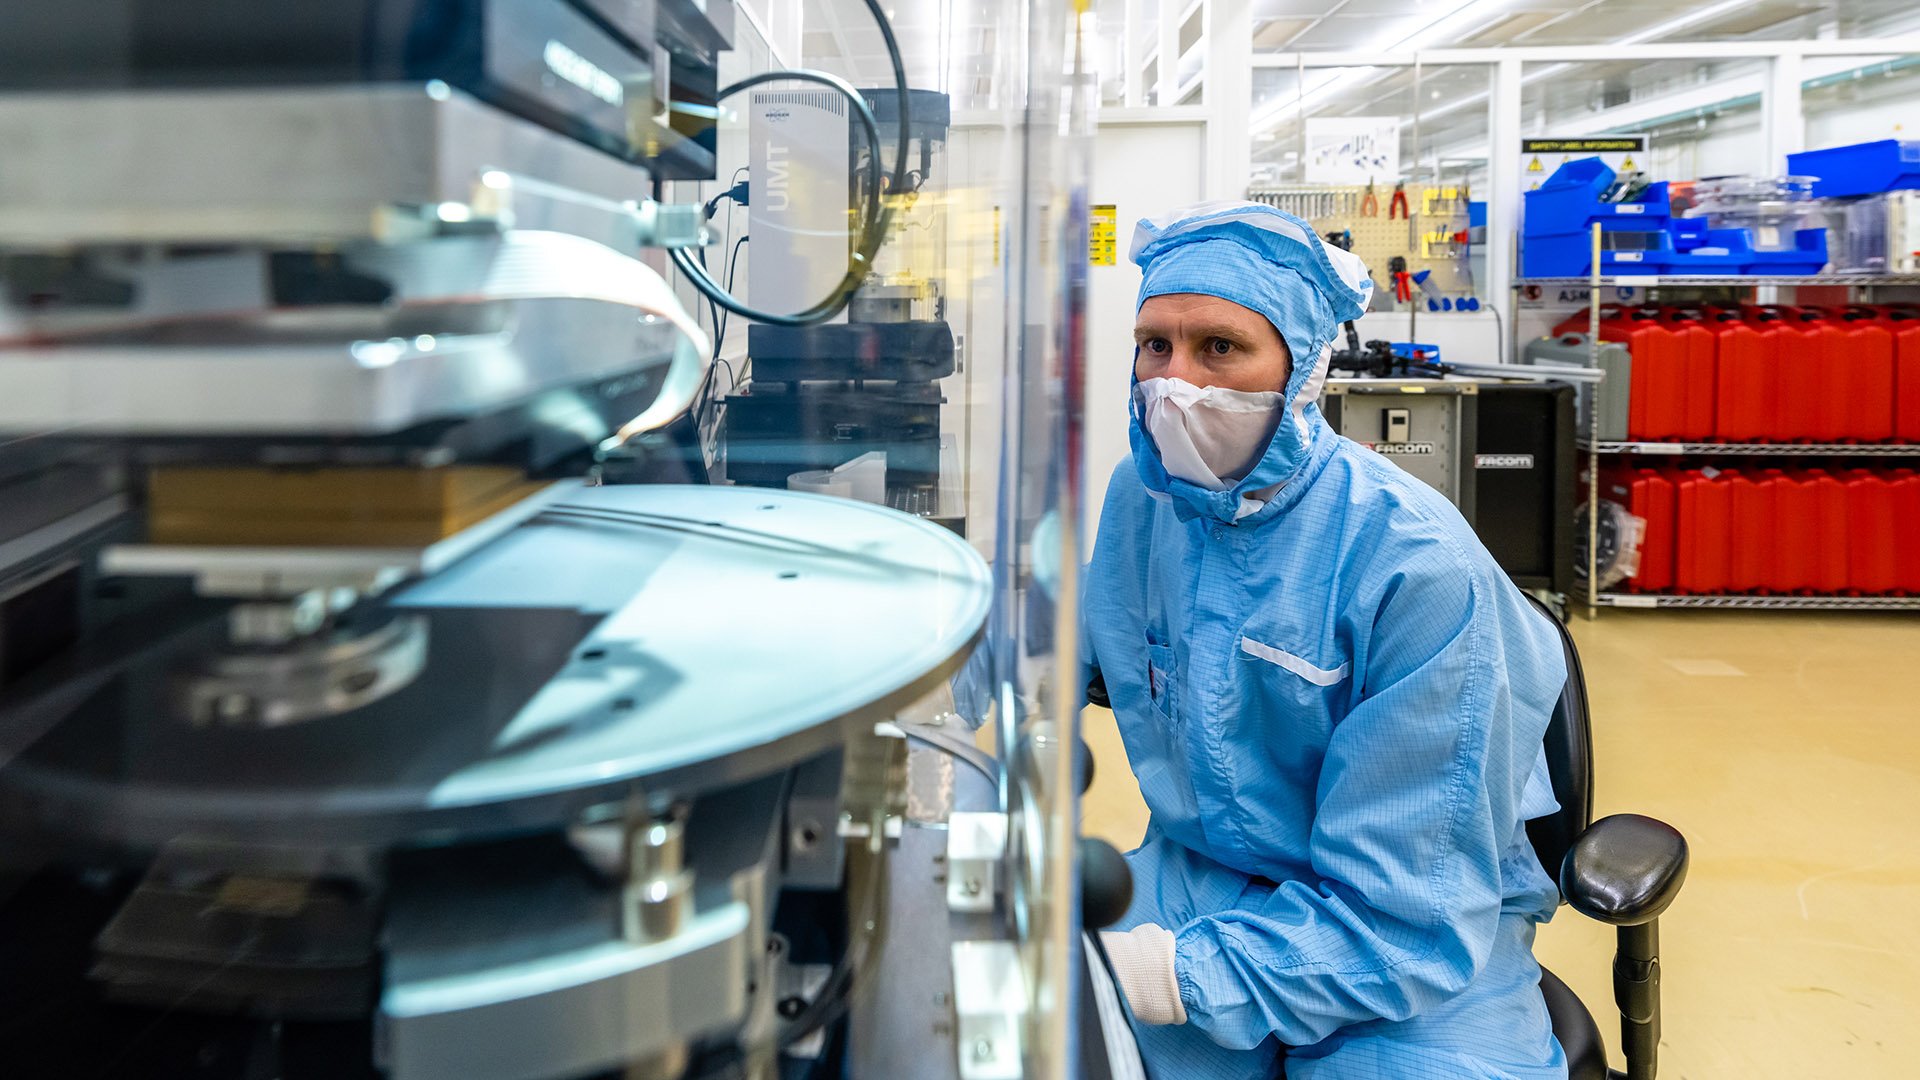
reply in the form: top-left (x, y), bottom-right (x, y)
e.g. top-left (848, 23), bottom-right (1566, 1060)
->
top-left (1099, 923), bottom-right (1188, 1025)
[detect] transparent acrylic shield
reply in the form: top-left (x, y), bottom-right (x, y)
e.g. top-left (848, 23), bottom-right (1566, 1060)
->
top-left (0, 2), bottom-right (1093, 1076)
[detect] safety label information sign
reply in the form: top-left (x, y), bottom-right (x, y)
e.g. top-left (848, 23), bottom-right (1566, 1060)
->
top-left (1089, 204), bottom-right (1118, 266)
top-left (1521, 138), bottom-right (1648, 154)
top-left (1522, 133), bottom-right (1649, 199)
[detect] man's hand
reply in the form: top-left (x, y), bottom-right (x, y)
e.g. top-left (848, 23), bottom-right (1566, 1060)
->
top-left (1099, 923), bottom-right (1187, 1025)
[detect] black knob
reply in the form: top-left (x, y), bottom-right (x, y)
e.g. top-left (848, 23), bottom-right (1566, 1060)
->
top-left (1085, 667), bottom-right (1110, 709)
top-left (1080, 837), bottom-right (1134, 930)
top-left (1077, 737), bottom-right (1096, 795)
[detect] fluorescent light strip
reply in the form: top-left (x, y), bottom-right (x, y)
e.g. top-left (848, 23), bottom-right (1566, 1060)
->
top-left (1615, 0), bottom-right (1752, 46)
top-left (1312, 0), bottom-right (1758, 131)
top-left (1250, 0), bottom-right (1514, 133)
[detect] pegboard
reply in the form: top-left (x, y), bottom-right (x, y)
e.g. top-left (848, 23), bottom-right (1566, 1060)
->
top-left (1250, 183), bottom-right (1475, 304)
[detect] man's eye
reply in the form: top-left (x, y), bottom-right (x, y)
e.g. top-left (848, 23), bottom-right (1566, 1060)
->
top-left (1208, 338), bottom-right (1234, 355)
top-left (1143, 339), bottom-right (1170, 354)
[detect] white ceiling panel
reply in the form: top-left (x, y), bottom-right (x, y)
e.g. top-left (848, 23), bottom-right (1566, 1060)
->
top-left (1253, 18), bottom-right (1316, 47)
top-left (1253, 0), bottom-right (1357, 17)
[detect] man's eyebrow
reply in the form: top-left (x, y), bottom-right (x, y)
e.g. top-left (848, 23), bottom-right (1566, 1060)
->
top-left (1132, 322), bottom-right (1259, 346)
top-left (1189, 323), bottom-right (1257, 345)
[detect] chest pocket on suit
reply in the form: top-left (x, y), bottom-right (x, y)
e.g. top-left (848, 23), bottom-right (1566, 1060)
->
top-left (1146, 639), bottom-right (1179, 721)
top-left (1237, 635), bottom-right (1352, 734)
top-left (1239, 637), bottom-right (1349, 686)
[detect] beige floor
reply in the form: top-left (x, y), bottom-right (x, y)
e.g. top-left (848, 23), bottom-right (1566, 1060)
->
top-left (1080, 610), bottom-right (1920, 1078)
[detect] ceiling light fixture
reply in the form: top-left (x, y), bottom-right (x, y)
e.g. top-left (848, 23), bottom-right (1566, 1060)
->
top-left (1411, 0), bottom-right (1755, 127)
top-left (1249, 0), bottom-right (1517, 134)
top-left (1254, 0), bottom-right (1762, 138)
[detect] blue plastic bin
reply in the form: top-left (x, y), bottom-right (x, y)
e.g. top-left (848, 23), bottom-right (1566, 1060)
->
top-left (1523, 230), bottom-right (1669, 278)
top-left (1738, 228), bottom-right (1828, 275)
top-left (1663, 227), bottom-right (1828, 276)
top-left (1526, 225), bottom-right (1827, 278)
top-left (1669, 217), bottom-right (1709, 253)
top-left (1788, 140), bottom-right (1920, 199)
top-left (1522, 158), bottom-right (1673, 277)
top-left (1524, 160), bottom-right (1671, 235)
top-left (1522, 157), bottom-right (1830, 277)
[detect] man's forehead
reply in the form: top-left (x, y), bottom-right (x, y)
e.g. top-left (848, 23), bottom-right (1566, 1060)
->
top-left (1136, 292), bottom-right (1265, 323)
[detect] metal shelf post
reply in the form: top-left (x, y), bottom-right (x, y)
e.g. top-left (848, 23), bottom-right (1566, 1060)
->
top-left (1584, 222), bottom-right (1602, 620)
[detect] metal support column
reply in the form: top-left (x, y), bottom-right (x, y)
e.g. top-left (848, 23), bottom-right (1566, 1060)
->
top-left (1584, 223), bottom-right (1602, 620)
top-left (1205, 0), bottom-right (1253, 201)
top-left (1124, 0), bottom-right (1145, 107)
top-left (1764, 50), bottom-right (1806, 175)
top-left (1157, 1), bottom-right (1179, 106)
top-left (1487, 56), bottom-right (1523, 356)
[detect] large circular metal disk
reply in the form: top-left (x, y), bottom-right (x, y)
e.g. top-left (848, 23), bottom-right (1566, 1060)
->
top-left (0, 485), bottom-right (992, 851)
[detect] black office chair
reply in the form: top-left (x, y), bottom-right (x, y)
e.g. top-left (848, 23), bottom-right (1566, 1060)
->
top-left (1080, 595), bottom-right (1690, 1080)
top-left (1523, 592), bottom-right (1690, 1080)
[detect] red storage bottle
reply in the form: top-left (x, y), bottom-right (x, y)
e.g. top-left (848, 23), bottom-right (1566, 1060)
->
top-left (1634, 467), bottom-right (1677, 592)
top-left (1602, 465), bottom-right (1676, 592)
top-left (1881, 309), bottom-right (1920, 443)
top-left (1725, 470), bottom-right (1774, 592)
top-left (1768, 467), bottom-right (1815, 593)
top-left (1843, 468), bottom-right (1899, 595)
top-left (1713, 309), bottom-right (1780, 442)
top-left (1662, 310), bottom-right (1718, 440)
top-left (1893, 469), bottom-right (1920, 594)
top-left (1822, 306), bottom-right (1896, 441)
top-left (1805, 312), bottom-right (1854, 442)
top-left (1605, 308), bottom-right (1688, 440)
top-left (1751, 306), bottom-right (1847, 441)
top-left (1675, 468), bottom-right (1731, 594)
top-left (1553, 303), bottom-right (1622, 340)
top-left (1796, 468), bottom-right (1850, 593)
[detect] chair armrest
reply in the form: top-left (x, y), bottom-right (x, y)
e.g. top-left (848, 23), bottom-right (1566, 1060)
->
top-left (1086, 667), bottom-right (1110, 709)
top-left (1560, 813), bottom-right (1689, 926)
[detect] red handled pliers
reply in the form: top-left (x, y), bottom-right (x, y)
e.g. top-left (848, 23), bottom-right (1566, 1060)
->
top-left (1359, 180), bottom-right (1379, 218)
top-left (1388, 181), bottom-right (1409, 220)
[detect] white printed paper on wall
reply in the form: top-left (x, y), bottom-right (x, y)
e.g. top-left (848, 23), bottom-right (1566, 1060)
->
top-left (1304, 117), bottom-right (1401, 185)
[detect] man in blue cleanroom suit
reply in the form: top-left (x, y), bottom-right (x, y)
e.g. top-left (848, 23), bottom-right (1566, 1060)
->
top-left (1086, 202), bottom-right (1569, 1080)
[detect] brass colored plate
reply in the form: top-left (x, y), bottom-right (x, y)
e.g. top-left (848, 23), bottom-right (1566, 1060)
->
top-left (147, 466), bottom-right (545, 546)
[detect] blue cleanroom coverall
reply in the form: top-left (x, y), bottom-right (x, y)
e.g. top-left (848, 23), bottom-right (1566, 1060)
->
top-left (1085, 203), bottom-right (1569, 1079)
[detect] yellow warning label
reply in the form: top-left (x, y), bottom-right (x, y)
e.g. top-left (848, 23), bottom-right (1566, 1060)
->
top-left (1527, 155), bottom-right (1544, 173)
top-left (1621, 155), bottom-right (1636, 171)
top-left (1089, 204), bottom-right (1118, 266)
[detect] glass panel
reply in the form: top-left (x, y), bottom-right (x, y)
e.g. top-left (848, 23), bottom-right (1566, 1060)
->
top-left (1432, 0), bottom-right (1915, 47)
top-left (1803, 55), bottom-right (1920, 154)
top-left (1248, 1), bottom-right (1917, 52)
top-left (1250, 64), bottom-right (1493, 310)
top-left (0, 2), bottom-right (1088, 1078)
top-left (1249, 0), bottom-right (1447, 55)
top-left (1521, 58), bottom-right (1768, 180)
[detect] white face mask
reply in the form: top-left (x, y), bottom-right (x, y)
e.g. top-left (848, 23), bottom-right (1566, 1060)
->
top-left (1133, 377), bottom-right (1285, 491)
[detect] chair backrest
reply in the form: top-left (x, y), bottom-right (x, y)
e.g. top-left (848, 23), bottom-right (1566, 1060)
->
top-left (1522, 594), bottom-right (1595, 886)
